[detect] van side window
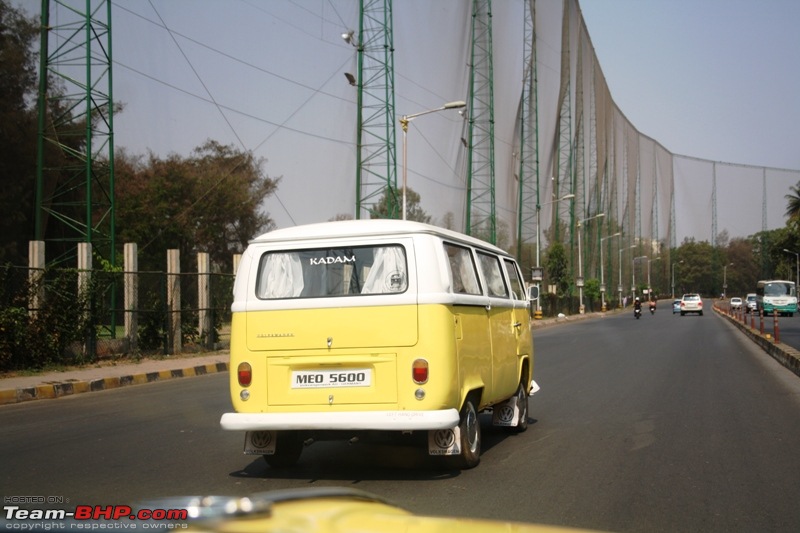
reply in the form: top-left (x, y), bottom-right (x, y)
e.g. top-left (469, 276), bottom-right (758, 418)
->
top-left (477, 252), bottom-right (509, 298)
top-left (444, 243), bottom-right (481, 295)
top-left (503, 258), bottom-right (525, 300)
top-left (255, 245), bottom-right (407, 299)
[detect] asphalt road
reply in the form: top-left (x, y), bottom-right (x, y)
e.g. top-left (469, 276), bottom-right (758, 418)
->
top-left (2, 309), bottom-right (800, 532)
top-left (763, 311), bottom-right (800, 350)
top-left (723, 303), bottom-right (800, 350)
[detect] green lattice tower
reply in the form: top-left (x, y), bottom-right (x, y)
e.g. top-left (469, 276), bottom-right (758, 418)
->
top-left (516, 0), bottom-right (540, 269)
top-left (35, 0), bottom-right (115, 266)
top-left (466, 0), bottom-right (497, 244)
top-left (351, 0), bottom-right (399, 219)
top-left (553, 0), bottom-right (573, 247)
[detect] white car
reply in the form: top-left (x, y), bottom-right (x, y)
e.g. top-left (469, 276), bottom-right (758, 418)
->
top-left (680, 293), bottom-right (703, 316)
top-left (746, 293), bottom-right (757, 313)
top-left (730, 297), bottom-right (743, 310)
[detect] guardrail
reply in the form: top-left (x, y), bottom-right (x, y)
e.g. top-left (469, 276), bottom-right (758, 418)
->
top-left (713, 303), bottom-right (800, 378)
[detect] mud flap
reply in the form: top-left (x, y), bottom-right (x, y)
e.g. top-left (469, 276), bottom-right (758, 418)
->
top-left (244, 430), bottom-right (277, 455)
top-left (491, 396), bottom-right (520, 427)
top-left (427, 427), bottom-right (461, 456)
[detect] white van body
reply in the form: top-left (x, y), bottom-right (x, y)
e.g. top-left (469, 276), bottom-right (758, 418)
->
top-left (220, 219), bottom-right (535, 469)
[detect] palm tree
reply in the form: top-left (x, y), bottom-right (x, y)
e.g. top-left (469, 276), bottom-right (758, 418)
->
top-left (785, 181), bottom-right (800, 221)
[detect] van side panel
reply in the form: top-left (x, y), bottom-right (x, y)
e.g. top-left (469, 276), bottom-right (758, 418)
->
top-left (512, 302), bottom-right (533, 384)
top-left (450, 304), bottom-right (491, 405)
top-left (413, 304), bottom-right (461, 408)
top-left (487, 302), bottom-right (519, 403)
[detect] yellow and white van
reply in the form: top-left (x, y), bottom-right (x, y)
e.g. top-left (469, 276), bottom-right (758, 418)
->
top-left (220, 219), bottom-right (535, 469)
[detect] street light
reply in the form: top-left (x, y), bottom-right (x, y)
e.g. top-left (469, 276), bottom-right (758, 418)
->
top-left (671, 260), bottom-right (684, 299)
top-left (619, 245), bottom-right (636, 307)
top-left (533, 193), bottom-right (575, 318)
top-left (576, 213), bottom-right (605, 312)
top-left (647, 257), bottom-right (661, 299)
top-left (633, 255), bottom-right (648, 301)
top-left (722, 262), bottom-right (734, 298)
top-left (600, 232), bottom-right (622, 311)
top-left (400, 100), bottom-right (466, 220)
top-left (783, 249), bottom-right (799, 287)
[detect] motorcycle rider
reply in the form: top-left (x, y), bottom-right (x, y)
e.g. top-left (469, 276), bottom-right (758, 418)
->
top-left (633, 297), bottom-right (642, 316)
top-left (649, 297), bottom-right (656, 313)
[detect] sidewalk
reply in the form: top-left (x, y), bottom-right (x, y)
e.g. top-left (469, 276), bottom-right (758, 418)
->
top-left (0, 351), bottom-right (230, 406)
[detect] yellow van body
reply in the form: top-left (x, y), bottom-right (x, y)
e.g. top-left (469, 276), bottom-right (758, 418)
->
top-left (220, 220), bottom-right (535, 469)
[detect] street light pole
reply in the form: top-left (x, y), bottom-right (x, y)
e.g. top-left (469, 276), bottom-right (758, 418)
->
top-left (619, 245), bottom-right (636, 307)
top-left (400, 100), bottom-right (466, 220)
top-left (577, 213), bottom-right (605, 313)
top-left (722, 262), bottom-right (733, 298)
top-left (671, 260), bottom-right (684, 299)
top-left (647, 257), bottom-right (661, 300)
top-left (533, 193), bottom-right (575, 317)
top-left (600, 232), bottom-right (622, 311)
top-left (633, 255), bottom-right (648, 302)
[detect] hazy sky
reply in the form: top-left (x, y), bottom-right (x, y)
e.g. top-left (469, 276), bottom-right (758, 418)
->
top-left (579, 0), bottom-right (800, 171)
top-left (19, 0), bottom-right (800, 240)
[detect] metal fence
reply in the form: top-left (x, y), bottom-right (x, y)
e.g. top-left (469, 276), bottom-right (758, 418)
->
top-left (0, 264), bottom-right (233, 372)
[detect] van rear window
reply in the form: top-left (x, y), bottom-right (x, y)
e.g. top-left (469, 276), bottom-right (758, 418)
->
top-left (256, 245), bottom-right (408, 299)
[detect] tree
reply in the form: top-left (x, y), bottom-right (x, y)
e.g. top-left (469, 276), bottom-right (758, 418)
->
top-left (544, 242), bottom-right (569, 296)
top-left (439, 211), bottom-right (458, 231)
top-left (725, 237), bottom-right (760, 295)
top-left (371, 187), bottom-right (431, 223)
top-left (583, 278), bottom-right (601, 309)
top-left (0, 0), bottom-right (103, 264)
top-left (785, 181), bottom-right (800, 223)
top-left (114, 141), bottom-right (279, 271)
top-left (0, 1), bottom-right (39, 264)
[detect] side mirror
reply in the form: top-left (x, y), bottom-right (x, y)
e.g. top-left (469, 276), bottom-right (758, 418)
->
top-left (528, 285), bottom-right (540, 301)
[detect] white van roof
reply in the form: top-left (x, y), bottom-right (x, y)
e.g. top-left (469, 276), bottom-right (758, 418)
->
top-left (251, 219), bottom-right (510, 256)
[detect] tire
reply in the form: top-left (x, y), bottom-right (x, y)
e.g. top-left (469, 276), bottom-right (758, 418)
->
top-left (680, 311), bottom-right (685, 316)
top-left (504, 381), bottom-right (529, 434)
top-left (453, 398), bottom-right (481, 469)
top-left (263, 431), bottom-right (303, 469)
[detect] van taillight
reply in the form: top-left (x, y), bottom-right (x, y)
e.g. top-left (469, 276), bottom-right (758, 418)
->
top-left (237, 362), bottom-right (252, 387)
top-left (412, 359), bottom-right (428, 384)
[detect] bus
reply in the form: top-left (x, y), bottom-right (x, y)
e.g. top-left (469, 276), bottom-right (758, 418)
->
top-left (755, 280), bottom-right (798, 316)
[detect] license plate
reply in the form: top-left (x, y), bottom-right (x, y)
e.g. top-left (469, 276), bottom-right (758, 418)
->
top-left (291, 369), bottom-right (372, 389)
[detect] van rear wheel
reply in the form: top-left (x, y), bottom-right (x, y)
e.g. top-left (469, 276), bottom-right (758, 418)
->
top-left (504, 381), bottom-right (529, 434)
top-left (453, 398), bottom-right (481, 469)
top-left (263, 431), bottom-right (303, 469)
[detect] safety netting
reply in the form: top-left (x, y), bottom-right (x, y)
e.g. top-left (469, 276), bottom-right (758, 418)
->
top-left (97, 0), bottom-right (800, 273)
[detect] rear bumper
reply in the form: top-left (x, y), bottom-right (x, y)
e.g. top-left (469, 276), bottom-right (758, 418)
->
top-left (220, 409), bottom-right (460, 432)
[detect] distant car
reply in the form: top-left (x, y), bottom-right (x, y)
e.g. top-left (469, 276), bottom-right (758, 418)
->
top-left (746, 293), bottom-right (757, 313)
top-left (672, 299), bottom-right (681, 314)
top-left (730, 297), bottom-right (743, 310)
top-left (680, 293), bottom-right (703, 316)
